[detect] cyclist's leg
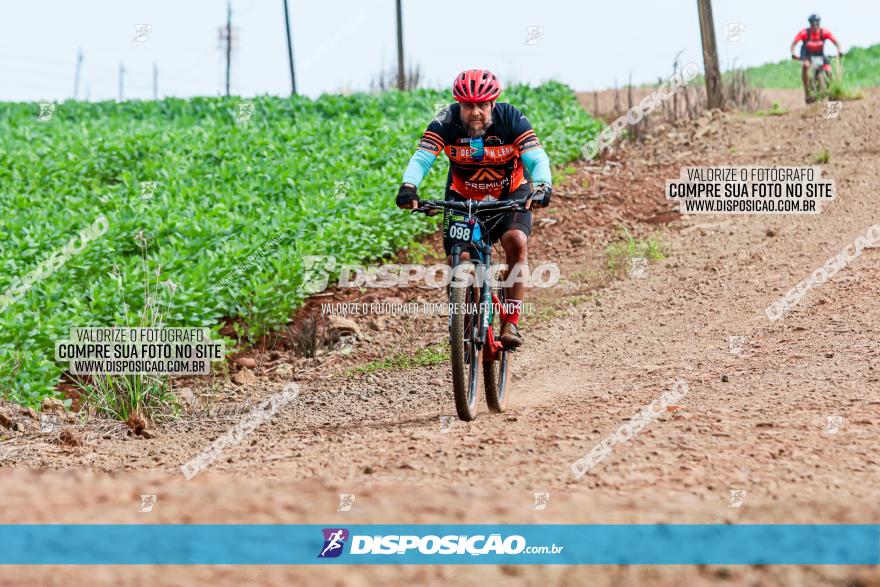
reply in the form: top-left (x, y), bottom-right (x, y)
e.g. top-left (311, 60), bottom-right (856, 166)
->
top-left (494, 228), bottom-right (528, 348)
top-left (490, 184), bottom-right (532, 346)
top-left (800, 46), bottom-right (811, 99)
top-left (500, 227), bottom-right (528, 307)
top-left (820, 56), bottom-right (832, 90)
top-left (801, 63), bottom-right (812, 96)
top-left (493, 184), bottom-right (532, 312)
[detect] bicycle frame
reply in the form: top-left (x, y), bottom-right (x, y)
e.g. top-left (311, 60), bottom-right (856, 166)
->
top-left (414, 194), bottom-right (533, 362)
top-left (412, 193), bottom-right (532, 419)
top-left (448, 216), bottom-right (509, 363)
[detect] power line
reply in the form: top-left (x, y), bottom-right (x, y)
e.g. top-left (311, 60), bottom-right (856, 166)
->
top-left (0, 45), bottom-right (227, 91)
top-left (0, 56), bottom-right (169, 89)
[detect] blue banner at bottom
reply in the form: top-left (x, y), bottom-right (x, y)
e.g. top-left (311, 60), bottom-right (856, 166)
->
top-left (0, 525), bottom-right (877, 565)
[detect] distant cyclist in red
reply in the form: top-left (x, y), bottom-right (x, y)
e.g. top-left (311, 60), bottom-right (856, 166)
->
top-left (790, 14), bottom-right (843, 103)
top-left (396, 69), bottom-right (552, 349)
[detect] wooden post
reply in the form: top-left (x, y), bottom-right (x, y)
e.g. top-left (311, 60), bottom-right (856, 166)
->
top-left (696, 0), bottom-right (723, 109)
top-left (395, 0), bottom-right (405, 90)
top-left (283, 0), bottom-right (297, 95)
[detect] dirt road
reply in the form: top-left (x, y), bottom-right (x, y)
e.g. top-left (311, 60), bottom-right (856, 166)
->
top-left (1, 91), bottom-right (879, 586)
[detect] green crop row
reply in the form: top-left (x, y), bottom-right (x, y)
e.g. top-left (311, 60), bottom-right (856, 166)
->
top-left (0, 82), bottom-right (602, 406)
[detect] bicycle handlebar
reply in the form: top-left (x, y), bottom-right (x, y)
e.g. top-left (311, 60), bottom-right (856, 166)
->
top-left (792, 53), bottom-right (843, 61)
top-left (411, 192), bottom-right (539, 216)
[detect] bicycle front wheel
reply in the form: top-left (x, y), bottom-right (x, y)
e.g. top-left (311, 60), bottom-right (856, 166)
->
top-left (449, 264), bottom-right (481, 421)
top-left (816, 71), bottom-right (827, 95)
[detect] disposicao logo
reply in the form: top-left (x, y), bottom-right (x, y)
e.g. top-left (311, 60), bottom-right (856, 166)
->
top-left (315, 531), bottom-right (564, 559)
top-left (349, 533), bottom-right (529, 556)
top-left (318, 528), bottom-right (349, 558)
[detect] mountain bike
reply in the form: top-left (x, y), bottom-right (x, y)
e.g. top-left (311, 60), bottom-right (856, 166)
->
top-left (793, 53), bottom-right (839, 103)
top-left (412, 194), bottom-right (537, 421)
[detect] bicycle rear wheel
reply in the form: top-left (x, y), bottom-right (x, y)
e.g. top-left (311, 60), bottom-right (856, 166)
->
top-left (449, 264), bottom-right (481, 421)
top-left (484, 276), bottom-right (510, 413)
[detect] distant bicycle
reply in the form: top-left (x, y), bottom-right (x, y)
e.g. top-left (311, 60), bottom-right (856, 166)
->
top-left (790, 13), bottom-right (843, 104)
top-left (792, 53), bottom-right (839, 103)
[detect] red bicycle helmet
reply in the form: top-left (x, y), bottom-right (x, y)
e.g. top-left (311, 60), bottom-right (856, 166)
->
top-left (452, 69), bottom-right (501, 102)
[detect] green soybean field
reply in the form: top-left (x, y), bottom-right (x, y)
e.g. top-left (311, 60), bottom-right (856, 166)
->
top-left (0, 82), bottom-right (601, 406)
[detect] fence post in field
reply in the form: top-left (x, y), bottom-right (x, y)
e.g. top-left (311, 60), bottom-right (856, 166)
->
top-left (396, 0), bottom-right (405, 90)
top-left (696, 0), bottom-right (723, 109)
top-left (283, 0), bottom-right (297, 95)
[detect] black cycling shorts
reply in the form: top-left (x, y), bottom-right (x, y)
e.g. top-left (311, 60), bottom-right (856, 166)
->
top-left (441, 183), bottom-right (532, 256)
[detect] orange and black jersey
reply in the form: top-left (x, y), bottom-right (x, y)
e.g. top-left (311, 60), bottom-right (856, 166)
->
top-left (416, 102), bottom-right (543, 200)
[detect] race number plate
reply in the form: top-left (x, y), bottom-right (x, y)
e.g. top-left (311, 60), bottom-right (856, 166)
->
top-left (811, 56), bottom-right (825, 67)
top-left (446, 218), bottom-right (474, 244)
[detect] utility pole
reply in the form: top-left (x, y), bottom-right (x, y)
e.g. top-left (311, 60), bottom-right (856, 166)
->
top-left (282, 0), bottom-right (297, 95)
top-left (225, 1), bottom-right (232, 96)
top-left (118, 62), bottom-right (125, 101)
top-left (217, 1), bottom-right (238, 96)
top-left (73, 48), bottom-right (83, 99)
top-left (153, 63), bottom-right (158, 99)
top-left (696, 0), bottom-right (723, 109)
top-left (395, 0), bottom-right (405, 90)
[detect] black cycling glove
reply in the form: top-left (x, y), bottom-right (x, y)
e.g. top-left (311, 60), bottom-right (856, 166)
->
top-left (531, 184), bottom-right (552, 208)
top-left (396, 183), bottom-right (419, 209)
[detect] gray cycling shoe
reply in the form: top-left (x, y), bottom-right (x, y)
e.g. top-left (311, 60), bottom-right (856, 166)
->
top-left (500, 322), bottom-right (523, 349)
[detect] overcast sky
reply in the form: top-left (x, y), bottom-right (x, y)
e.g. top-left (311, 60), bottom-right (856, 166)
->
top-left (1, 0), bottom-right (876, 102)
